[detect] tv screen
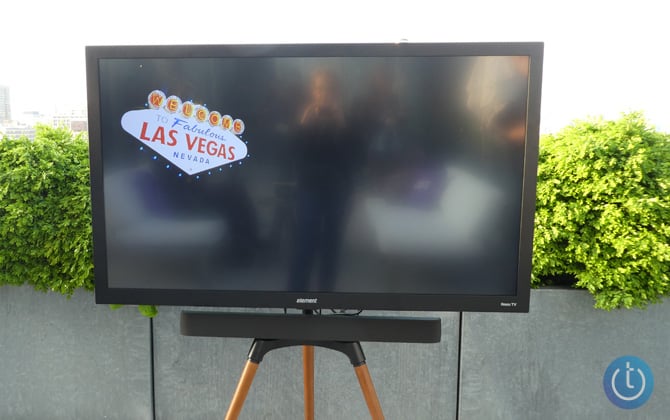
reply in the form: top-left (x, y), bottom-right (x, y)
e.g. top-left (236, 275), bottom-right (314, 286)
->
top-left (86, 42), bottom-right (543, 312)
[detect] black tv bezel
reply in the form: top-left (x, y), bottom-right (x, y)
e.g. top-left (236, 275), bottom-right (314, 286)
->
top-left (86, 42), bottom-right (543, 313)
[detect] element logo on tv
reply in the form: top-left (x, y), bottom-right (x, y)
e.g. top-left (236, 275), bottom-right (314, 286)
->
top-left (603, 356), bottom-right (654, 409)
top-left (296, 298), bottom-right (318, 304)
top-left (121, 90), bottom-right (248, 175)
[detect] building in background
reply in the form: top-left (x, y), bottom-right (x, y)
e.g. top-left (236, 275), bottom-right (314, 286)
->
top-left (0, 85), bottom-right (87, 138)
top-left (0, 125), bottom-right (36, 140)
top-left (0, 85), bottom-right (11, 123)
top-left (52, 107), bottom-right (88, 133)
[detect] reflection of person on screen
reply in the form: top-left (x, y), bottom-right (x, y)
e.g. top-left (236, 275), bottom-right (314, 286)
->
top-left (288, 69), bottom-right (352, 291)
top-left (465, 56), bottom-right (529, 149)
top-left (461, 56), bottom-right (529, 268)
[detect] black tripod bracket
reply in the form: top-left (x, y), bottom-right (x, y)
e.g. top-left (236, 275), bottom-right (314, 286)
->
top-left (247, 338), bottom-right (366, 366)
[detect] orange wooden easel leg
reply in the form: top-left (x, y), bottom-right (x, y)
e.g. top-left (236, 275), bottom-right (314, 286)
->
top-left (303, 345), bottom-right (315, 420)
top-left (225, 360), bottom-right (260, 420)
top-left (354, 364), bottom-right (385, 420)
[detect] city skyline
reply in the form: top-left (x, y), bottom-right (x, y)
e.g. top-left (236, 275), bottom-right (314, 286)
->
top-left (1, 0), bottom-right (668, 133)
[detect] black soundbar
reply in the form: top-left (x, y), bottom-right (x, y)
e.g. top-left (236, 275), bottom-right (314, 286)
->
top-left (180, 311), bottom-right (442, 343)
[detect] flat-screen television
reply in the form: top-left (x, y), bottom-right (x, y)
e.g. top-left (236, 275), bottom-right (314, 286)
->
top-left (86, 42), bottom-right (543, 313)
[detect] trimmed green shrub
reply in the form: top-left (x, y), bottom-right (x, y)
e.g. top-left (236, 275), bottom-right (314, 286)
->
top-left (0, 125), bottom-right (94, 295)
top-left (533, 112), bottom-right (670, 309)
top-left (1, 126), bottom-right (158, 316)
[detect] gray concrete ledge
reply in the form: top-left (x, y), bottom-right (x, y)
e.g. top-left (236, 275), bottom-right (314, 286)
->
top-left (0, 286), bottom-right (152, 419)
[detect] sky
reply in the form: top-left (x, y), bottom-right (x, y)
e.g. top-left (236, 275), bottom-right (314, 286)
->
top-left (1, 0), bottom-right (668, 133)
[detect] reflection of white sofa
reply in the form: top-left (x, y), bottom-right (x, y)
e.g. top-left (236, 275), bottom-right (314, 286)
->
top-left (365, 166), bottom-right (503, 258)
top-left (104, 170), bottom-right (227, 255)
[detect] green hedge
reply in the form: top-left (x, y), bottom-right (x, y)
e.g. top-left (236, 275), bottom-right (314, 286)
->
top-left (0, 125), bottom-right (94, 295)
top-left (533, 112), bottom-right (670, 309)
top-left (0, 126), bottom-right (158, 316)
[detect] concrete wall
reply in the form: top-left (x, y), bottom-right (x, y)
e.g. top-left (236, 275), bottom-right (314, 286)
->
top-left (0, 287), bottom-right (151, 419)
top-left (460, 289), bottom-right (669, 420)
top-left (1, 287), bottom-right (667, 419)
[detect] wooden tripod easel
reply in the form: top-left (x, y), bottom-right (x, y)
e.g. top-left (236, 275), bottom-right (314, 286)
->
top-left (224, 339), bottom-right (384, 420)
top-left (179, 310), bottom-right (441, 419)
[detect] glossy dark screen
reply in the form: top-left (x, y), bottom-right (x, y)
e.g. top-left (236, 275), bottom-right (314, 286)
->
top-left (88, 44), bottom-right (542, 311)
